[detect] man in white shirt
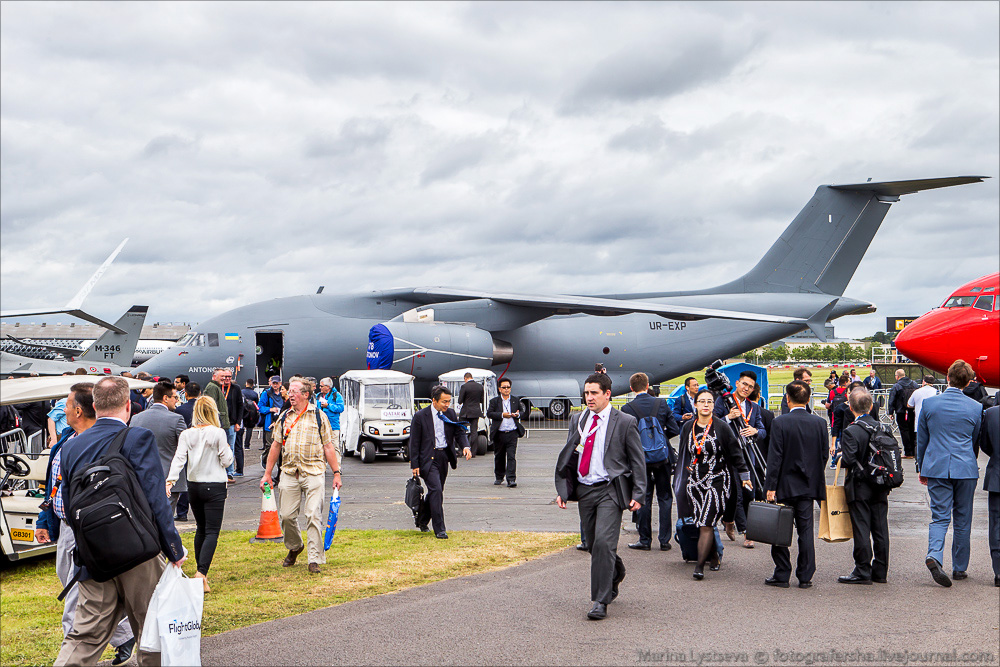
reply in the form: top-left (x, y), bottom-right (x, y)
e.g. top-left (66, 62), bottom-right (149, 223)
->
top-left (554, 372), bottom-right (646, 621)
top-left (908, 375), bottom-right (940, 429)
top-left (486, 378), bottom-right (527, 487)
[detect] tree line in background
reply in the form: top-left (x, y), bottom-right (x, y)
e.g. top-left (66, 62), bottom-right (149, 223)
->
top-left (743, 341), bottom-right (871, 365)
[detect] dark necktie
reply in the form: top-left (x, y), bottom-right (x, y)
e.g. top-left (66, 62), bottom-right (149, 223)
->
top-left (578, 414), bottom-right (601, 476)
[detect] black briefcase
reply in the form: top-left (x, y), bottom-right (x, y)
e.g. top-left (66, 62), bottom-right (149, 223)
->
top-left (745, 501), bottom-right (794, 547)
top-left (404, 476), bottom-right (424, 526)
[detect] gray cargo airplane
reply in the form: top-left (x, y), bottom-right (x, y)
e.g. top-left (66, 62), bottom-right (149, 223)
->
top-left (0, 306), bottom-right (148, 378)
top-left (137, 176), bottom-right (986, 416)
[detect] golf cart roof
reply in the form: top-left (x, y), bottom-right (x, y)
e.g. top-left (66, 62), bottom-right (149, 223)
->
top-left (339, 370), bottom-right (414, 385)
top-left (438, 368), bottom-right (497, 382)
top-left (0, 376), bottom-right (155, 406)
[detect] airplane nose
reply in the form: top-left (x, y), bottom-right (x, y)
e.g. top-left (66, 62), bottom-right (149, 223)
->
top-left (895, 308), bottom-right (963, 370)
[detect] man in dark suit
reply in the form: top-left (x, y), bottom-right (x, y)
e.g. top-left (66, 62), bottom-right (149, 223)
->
top-left (55, 376), bottom-right (185, 666)
top-left (486, 377), bottom-right (527, 487)
top-left (764, 380), bottom-right (829, 589)
top-left (621, 372), bottom-right (679, 552)
top-left (837, 388), bottom-right (890, 584)
top-left (979, 404), bottom-right (1000, 587)
top-left (555, 372), bottom-right (646, 621)
top-left (409, 385), bottom-right (472, 539)
top-left (129, 380), bottom-right (188, 520)
top-left (780, 367), bottom-right (814, 415)
top-left (457, 372), bottom-right (485, 423)
top-left (671, 377), bottom-right (700, 427)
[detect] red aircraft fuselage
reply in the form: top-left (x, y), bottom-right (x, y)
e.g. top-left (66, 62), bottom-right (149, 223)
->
top-left (894, 272), bottom-right (1000, 387)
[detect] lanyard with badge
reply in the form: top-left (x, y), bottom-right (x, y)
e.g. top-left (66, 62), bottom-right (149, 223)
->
top-left (283, 409), bottom-right (308, 441)
top-left (574, 412), bottom-right (601, 453)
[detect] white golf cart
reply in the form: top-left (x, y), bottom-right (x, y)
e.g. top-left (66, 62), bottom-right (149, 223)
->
top-left (0, 375), bottom-right (153, 563)
top-left (339, 370), bottom-right (415, 464)
top-left (438, 368), bottom-right (498, 457)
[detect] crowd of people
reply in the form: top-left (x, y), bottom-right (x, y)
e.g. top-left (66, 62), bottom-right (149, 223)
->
top-left (4, 358), bottom-right (997, 657)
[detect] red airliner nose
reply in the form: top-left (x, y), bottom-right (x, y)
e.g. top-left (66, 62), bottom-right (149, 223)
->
top-left (896, 305), bottom-right (999, 386)
top-left (894, 308), bottom-right (954, 368)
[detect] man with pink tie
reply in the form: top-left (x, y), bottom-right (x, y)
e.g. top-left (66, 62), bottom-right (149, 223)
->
top-left (555, 372), bottom-right (646, 620)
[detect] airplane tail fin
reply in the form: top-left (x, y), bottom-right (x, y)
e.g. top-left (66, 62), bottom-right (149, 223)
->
top-left (715, 176), bottom-right (987, 296)
top-left (78, 306), bottom-right (148, 367)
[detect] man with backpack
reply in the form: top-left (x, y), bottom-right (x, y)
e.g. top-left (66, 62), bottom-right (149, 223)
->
top-left (621, 373), bottom-right (679, 551)
top-left (55, 376), bottom-right (185, 667)
top-left (837, 387), bottom-right (897, 585)
top-left (888, 369), bottom-right (919, 458)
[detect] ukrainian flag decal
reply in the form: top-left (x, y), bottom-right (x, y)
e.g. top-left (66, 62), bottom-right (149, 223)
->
top-left (225, 333), bottom-right (240, 341)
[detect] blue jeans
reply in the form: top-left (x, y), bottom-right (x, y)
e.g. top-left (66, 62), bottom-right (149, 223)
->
top-left (926, 477), bottom-right (977, 571)
top-left (225, 426), bottom-right (237, 476)
top-left (635, 461), bottom-right (672, 547)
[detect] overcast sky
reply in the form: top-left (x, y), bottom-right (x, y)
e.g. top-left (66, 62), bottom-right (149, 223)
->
top-left (2, 1), bottom-right (997, 339)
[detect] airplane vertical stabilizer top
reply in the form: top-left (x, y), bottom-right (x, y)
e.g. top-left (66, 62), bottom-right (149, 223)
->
top-left (136, 175), bottom-right (989, 404)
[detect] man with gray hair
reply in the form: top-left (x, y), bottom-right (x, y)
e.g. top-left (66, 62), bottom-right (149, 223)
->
top-left (317, 377), bottom-right (344, 456)
top-left (55, 376), bottom-right (185, 666)
top-left (837, 387), bottom-right (891, 584)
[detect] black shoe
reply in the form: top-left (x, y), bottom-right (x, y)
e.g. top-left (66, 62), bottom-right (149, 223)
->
top-left (709, 556), bottom-right (721, 572)
top-left (693, 565), bottom-right (705, 580)
top-left (507, 482), bottom-right (517, 488)
top-left (872, 577), bottom-right (888, 584)
top-left (435, 532), bottom-right (448, 539)
top-left (627, 542), bottom-right (651, 551)
top-left (838, 574), bottom-right (872, 585)
top-left (926, 558), bottom-right (952, 587)
top-left (174, 515), bottom-right (188, 522)
top-left (952, 570), bottom-right (968, 580)
top-left (765, 577), bottom-right (790, 588)
top-left (994, 576), bottom-right (999, 588)
top-left (576, 543), bottom-right (588, 551)
top-left (587, 602), bottom-right (607, 620)
top-left (494, 479), bottom-right (503, 485)
top-left (611, 563), bottom-right (626, 601)
top-left (798, 581), bottom-right (813, 589)
top-left (112, 638), bottom-right (135, 666)
top-left (418, 524), bottom-right (430, 533)
top-left (660, 542), bottom-right (672, 551)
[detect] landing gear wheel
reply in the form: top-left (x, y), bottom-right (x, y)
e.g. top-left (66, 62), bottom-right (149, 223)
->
top-left (546, 399), bottom-right (570, 420)
top-left (519, 399), bottom-right (532, 419)
top-left (359, 440), bottom-right (377, 464)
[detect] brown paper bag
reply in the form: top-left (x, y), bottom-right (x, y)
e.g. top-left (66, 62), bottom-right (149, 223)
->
top-left (819, 459), bottom-right (853, 543)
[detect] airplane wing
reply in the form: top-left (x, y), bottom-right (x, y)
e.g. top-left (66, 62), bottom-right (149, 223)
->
top-left (4, 335), bottom-right (84, 358)
top-left (375, 287), bottom-right (836, 340)
top-left (0, 238), bottom-right (129, 334)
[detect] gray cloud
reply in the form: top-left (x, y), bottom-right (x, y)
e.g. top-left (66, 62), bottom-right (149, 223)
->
top-left (1, 1), bottom-right (997, 342)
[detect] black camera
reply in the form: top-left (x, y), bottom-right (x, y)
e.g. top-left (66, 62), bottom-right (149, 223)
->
top-left (703, 359), bottom-right (731, 397)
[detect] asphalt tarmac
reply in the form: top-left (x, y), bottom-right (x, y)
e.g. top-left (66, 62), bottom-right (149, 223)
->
top-left (199, 428), bottom-right (999, 666)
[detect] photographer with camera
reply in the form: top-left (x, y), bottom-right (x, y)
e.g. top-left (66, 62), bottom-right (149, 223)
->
top-left (712, 369), bottom-right (767, 547)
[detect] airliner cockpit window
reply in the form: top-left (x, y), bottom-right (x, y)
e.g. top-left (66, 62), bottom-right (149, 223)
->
top-left (176, 332), bottom-right (195, 347)
top-left (943, 296), bottom-right (974, 308)
top-left (207, 333), bottom-right (220, 347)
top-left (973, 295), bottom-right (994, 312)
top-left (191, 334), bottom-right (207, 347)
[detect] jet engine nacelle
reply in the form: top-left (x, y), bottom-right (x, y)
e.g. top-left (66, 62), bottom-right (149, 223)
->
top-left (372, 321), bottom-right (512, 379)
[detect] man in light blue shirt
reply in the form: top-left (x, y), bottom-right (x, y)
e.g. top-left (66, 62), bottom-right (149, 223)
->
top-left (916, 359), bottom-right (983, 587)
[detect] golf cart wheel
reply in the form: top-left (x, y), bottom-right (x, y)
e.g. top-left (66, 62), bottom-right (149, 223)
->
top-left (359, 440), bottom-right (377, 464)
top-left (546, 398), bottom-right (570, 420)
top-left (474, 434), bottom-right (488, 456)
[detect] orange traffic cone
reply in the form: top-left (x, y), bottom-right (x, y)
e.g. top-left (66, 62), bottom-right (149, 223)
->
top-left (249, 482), bottom-right (284, 543)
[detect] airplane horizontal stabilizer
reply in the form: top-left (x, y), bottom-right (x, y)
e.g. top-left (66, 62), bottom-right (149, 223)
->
top-left (828, 176), bottom-right (988, 198)
top-left (4, 334), bottom-right (83, 358)
top-left (805, 299), bottom-right (838, 343)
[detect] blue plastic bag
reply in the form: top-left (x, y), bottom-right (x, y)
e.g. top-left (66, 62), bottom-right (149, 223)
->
top-left (324, 488), bottom-right (341, 550)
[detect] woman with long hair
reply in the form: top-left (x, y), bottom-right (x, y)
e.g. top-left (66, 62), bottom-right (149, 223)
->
top-left (674, 389), bottom-right (752, 580)
top-left (167, 395), bottom-right (233, 592)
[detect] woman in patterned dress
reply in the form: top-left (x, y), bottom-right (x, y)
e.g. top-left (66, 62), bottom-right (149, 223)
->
top-left (675, 389), bottom-right (752, 579)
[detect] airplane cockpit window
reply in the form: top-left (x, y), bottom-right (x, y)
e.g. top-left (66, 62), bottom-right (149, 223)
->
top-left (207, 333), bottom-right (220, 347)
top-left (973, 295), bottom-right (994, 312)
top-left (985, 287), bottom-right (996, 292)
top-left (176, 332), bottom-right (195, 347)
top-left (943, 296), bottom-right (975, 308)
top-left (970, 287), bottom-right (982, 293)
top-left (191, 333), bottom-right (207, 347)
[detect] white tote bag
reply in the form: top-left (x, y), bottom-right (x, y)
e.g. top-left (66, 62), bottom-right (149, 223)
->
top-left (139, 564), bottom-right (205, 666)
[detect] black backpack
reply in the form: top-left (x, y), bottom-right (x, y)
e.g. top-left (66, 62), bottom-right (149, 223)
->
top-left (243, 395), bottom-right (260, 429)
top-left (829, 386), bottom-right (849, 410)
top-left (855, 420), bottom-right (904, 490)
top-left (59, 428), bottom-right (161, 599)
